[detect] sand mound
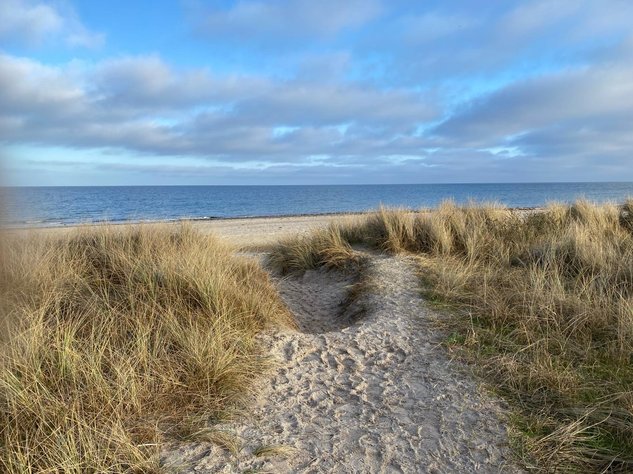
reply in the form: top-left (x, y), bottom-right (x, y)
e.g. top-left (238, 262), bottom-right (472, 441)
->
top-left (163, 254), bottom-right (520, 473)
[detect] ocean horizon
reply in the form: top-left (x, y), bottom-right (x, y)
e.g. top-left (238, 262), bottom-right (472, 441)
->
top-left (3, 182), bottom-right (633, 228)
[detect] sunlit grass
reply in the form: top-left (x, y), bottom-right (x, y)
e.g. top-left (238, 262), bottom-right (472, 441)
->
top-left (269, 200), bottom-right (633, 472)
top-left (0, 224), bottom-right (294, 472)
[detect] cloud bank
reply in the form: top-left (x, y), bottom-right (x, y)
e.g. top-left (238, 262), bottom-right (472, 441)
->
top-left (2, 0), bottom-right (633, 184)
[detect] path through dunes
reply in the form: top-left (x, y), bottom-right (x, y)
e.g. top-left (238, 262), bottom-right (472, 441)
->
top-left (163, 254), bottom-right (520, 473)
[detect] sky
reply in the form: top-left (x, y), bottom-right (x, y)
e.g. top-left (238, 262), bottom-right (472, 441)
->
top-left (1, 0), bottom-right (633, 186)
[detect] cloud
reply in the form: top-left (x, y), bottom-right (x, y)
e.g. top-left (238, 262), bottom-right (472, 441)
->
top-left (4, 0), bottom-right (633, 184)
top-left (92, 56), bottom-right (224, 109)
top-left (359, 0), bottom-right (633, 86)
top-left (189, 0), bottom-right (381, 45)
top-left (0, 0), bottom-right (104, 47)
top-left (434, 57), bottom-right (633, 146)
top-left (0, 53), bottom-right (437, 162)
top-left (0, 0), bottom-right (61, 43)
top-left (0, 54), bottom-right (86, 118)
top-left (422, 37), bottom-right (633, 181)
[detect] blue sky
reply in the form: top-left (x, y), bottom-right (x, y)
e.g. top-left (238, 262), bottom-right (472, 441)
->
top-left (1, 0), bottom-right (633, 185)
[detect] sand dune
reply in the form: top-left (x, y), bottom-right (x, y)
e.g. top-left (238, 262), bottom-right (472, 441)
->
top-left (163, 252), bottom-right (519, 473)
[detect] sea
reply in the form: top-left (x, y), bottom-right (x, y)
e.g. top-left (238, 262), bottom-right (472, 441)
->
top-left (2, 182), bottom-right (633, 228)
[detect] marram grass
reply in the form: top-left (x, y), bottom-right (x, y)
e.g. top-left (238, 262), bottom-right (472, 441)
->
top-left (0, 224), bottom-right (294, 472)
top-left (270, 200), bottom-right (633, 472)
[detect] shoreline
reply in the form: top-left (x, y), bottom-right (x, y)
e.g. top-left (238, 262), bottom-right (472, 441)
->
top-left (3, 206), bottom-right (543, 248)
top-left (3, 213), bottom-right (368, 247)
top-left (3, 206), bottom-right (541, 231)
top-left (3, 210), bottom-right (376, 230)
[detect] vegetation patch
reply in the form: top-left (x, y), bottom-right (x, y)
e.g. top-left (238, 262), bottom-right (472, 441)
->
top-left (269, 200), bottom-right (633, 472)
top-left (0, 224), bottom-right (294, 472)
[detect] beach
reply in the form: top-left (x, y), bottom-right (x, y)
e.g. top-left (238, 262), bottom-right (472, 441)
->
top-left (5, 0), bottom-right (632, 469)
top-left (2, 211), bottom-right (520, 471)
top-left (3, 202), bottom-right (632, 472)
top-left (163, 249), bottom-right (519, 472)
top-left (6, 213), bottom-right (366, 247)
top-left (5, 208), bottom-right (546, 246)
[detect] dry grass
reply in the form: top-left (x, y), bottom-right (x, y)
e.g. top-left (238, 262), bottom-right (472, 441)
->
top-left (267, 223), bottom-right (366, 275)
top-left (0, 224), bottom-right (294, 472)
top-left (269, 200), bottom-right (633, 472)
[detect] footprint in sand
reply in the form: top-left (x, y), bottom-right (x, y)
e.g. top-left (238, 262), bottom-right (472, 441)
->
top-left (162, 254), bottom-right (522, 473)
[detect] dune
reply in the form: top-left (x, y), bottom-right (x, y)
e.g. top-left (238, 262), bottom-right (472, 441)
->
top-left (162, 248), bottom-right (519, 472)
top-left (7, 201), bottom-right (630, 472)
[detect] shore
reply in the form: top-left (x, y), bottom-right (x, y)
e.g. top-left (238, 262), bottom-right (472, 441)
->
top-left (5, 202), bottom-right (626, 471)
top-left (4, 213), bottom-right (366, 247)
top-left (3, 207), bottom-right (541, 247)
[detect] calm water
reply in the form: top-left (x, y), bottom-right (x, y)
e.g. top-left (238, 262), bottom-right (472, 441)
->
top-left (2, 183), bottom-right (633, 227)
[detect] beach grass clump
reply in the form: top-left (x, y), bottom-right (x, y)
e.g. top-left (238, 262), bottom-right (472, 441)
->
top-left (0, 224), bottom-right (294, 472)
top-left (267, 224), bottom-right (365, 274)
top-left (269, 200), bottom-right (633, 471)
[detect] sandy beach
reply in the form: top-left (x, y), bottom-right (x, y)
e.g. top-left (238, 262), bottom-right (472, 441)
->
top-left (158, 213), bottom-right (518, 471)
top-left (6, 208), bottom-right (545, 246)
top-left (6, 213), bottom-right (365, 247)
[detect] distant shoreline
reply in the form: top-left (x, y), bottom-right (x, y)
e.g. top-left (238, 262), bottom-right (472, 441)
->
top-left (3, 207), bottom-right (545, 248)
top-left (5, 182), bottom-right (632, 231)
top-left (3, 206), bottom-right (542, 231)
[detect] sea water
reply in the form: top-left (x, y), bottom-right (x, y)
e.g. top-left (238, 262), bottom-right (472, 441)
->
top-left (2, 182), bottom-right (633, 227)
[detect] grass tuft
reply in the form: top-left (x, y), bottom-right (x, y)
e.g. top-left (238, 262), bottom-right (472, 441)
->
top-left (266, 224), bottom-right (366, 275)
top-left (192, 428), bottom-right (242, 455)
top-left (0, 224), bottom-right (294, 472)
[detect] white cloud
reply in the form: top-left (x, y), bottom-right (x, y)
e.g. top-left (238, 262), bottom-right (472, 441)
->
top-left (0, 0), bottom-right (104, 47)
top-left (93, 55), bottom-right (220, 109)
top-left (4, 0), bottom-right (633, 183)
top-left (435, 60), bottom-right (633, 145)
top-left (0, 53), bottom-right (437, 161)
top-left (190, 0), bottom-right (381, 44)
top-left (0, 0), bottom-right (62, 43)
top-left (358, 0), bottom-right (633, 86)
top-left (0, 54), bottom-right (86, 117)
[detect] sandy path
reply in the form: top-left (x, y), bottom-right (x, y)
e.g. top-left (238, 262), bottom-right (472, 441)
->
top-left (162, 254), bottom-right (519, 473)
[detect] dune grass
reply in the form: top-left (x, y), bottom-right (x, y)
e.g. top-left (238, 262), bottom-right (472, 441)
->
top-left (269, 200), bottom-right (633, 472)
top-left (266, 223), bottom-right (366, 275)
top-left (0, 224), bottom-right (294, 472)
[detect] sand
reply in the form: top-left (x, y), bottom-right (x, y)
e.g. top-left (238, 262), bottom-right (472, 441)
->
top-left (5, 213), bottom-right (364, 247)
top-left (162, 251), bottom-right (520, 473)
top-left (5, 208), bottom-right (539, 248)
